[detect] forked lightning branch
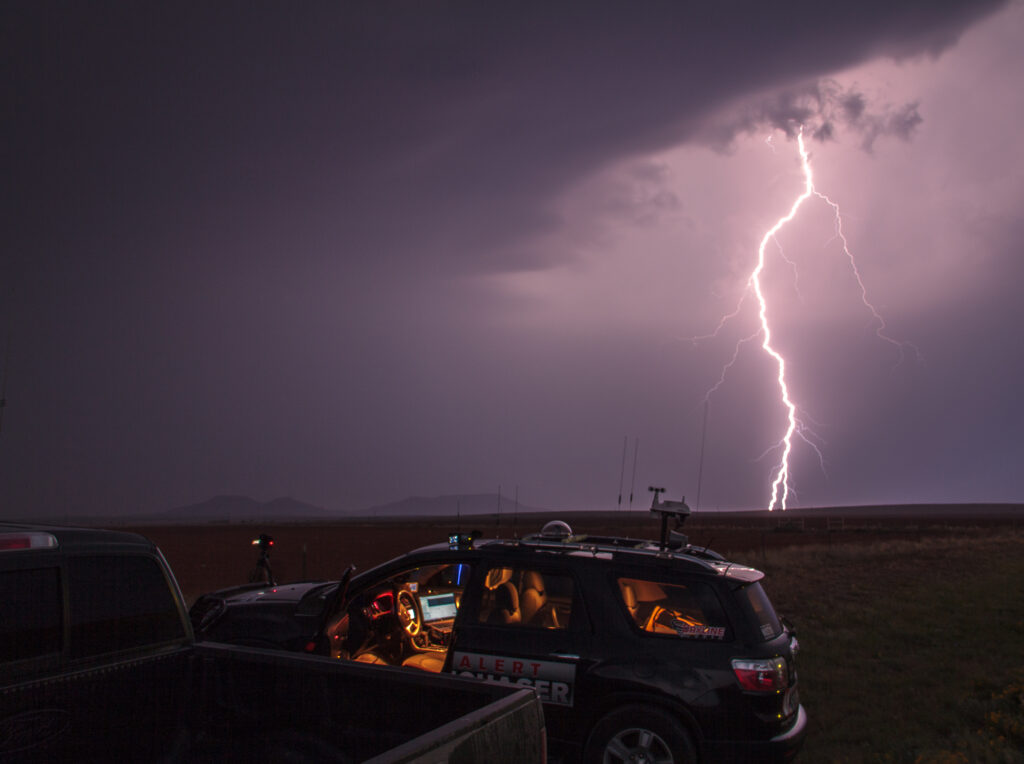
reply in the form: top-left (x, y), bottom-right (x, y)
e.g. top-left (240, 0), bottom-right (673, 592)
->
top-left (698, 127), bottom-right (910, 510)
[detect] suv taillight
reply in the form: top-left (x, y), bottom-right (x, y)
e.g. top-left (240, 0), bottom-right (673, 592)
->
top-left (732, 657), bottom-right (789, 692)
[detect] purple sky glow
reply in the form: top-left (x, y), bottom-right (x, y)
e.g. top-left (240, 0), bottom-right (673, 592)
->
top-left (3, 1), bottom-right (1023, 517)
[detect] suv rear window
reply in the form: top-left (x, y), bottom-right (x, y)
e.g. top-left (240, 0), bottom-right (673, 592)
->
top-left (617, 577), bottom-right (732, 641)
top-left (735, 581), bottom-right (783, 641)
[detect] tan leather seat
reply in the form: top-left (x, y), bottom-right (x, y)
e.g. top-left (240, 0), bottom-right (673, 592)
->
top-left (487, 582), bottom-right (520, 624)
top-left (485, 567), bottom-right (514, 589)
top-left (401, 652), bottom-right (445, 673)
top-left (621, 583), bottom-right (639, 623)
top-left (520, 570), bottom-right (546, 625)
top-left (354, 650), bottom-right (388, 665)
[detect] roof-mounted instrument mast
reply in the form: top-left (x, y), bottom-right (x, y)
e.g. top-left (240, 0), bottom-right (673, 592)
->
top-left (649, 486), bottom-right (691, 550)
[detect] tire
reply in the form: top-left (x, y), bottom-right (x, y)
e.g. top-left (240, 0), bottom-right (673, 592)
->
top-left (584, 704), bottom-right (697, 764)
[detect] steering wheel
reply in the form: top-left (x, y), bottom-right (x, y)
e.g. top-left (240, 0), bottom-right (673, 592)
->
top-left (396, 590), bottom-right (421, 636)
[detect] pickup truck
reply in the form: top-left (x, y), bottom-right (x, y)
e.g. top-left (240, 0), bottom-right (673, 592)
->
top-left (0, 523), bottom-right (546, 762)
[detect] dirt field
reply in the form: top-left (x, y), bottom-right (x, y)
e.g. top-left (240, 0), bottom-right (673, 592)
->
top-left (120, 504), bottom-right (1024, 603)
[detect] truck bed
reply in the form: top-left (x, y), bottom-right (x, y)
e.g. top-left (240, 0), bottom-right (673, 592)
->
top-left (189, 642), bottom-right (545, 763)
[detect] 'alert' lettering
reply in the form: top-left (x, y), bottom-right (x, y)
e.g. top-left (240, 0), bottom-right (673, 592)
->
top-left (451, 651), bottom-right (576, 706)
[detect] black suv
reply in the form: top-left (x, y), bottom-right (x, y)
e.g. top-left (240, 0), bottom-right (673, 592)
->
top-left (192, 508), bottom-right (806, 763)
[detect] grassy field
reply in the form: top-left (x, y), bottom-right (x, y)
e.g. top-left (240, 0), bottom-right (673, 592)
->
top-left (732, 529), bottom-right (1024, 763)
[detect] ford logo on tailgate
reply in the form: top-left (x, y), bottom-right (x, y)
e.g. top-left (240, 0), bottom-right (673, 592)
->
top-left (0, 709), bottom-right (70, 754)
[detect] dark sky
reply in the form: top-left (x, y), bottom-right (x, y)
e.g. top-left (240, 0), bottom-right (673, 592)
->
top-left (3, 0), bottom-right (1022, 518)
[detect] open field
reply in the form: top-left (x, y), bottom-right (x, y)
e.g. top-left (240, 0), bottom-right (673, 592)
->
top-left (731, 531), bottom-right (1024, 762)
top-left (121, 505), bottom-right (1023, 604)
top-left (122, 507), bottom-right (1024, 762)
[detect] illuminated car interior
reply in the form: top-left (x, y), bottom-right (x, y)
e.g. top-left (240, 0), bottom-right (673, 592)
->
top-left (617, 577), bottom-right (730, 638)
top-left (477, 566), bottom-right (573, 629)
top-left (332, 563), bottom-right (468, 672)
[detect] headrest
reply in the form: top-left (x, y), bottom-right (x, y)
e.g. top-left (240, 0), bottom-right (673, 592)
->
top-left (621, 582), bottom-right (637, 609)
top-left (495, 582), bottom-right (519, 614)
top-left (522, 570), bottom-right (545, 592)
top-left (485, 567), bottom-right (514, 589)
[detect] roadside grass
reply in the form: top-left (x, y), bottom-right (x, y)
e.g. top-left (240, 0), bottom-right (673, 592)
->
top-left (732, 529), bottom-right (1024, 763)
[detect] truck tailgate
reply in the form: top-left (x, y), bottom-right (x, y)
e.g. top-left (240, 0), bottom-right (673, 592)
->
top-left (190, 642), bottom-right (545, 763)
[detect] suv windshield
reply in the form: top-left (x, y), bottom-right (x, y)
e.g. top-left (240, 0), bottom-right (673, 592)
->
top-left (735, 582), bottom-right (783, 641)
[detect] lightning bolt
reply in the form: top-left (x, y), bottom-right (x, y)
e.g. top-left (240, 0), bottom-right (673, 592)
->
top-left (749, 129), bottom-right (814, 510)
top-left (694, 127), bottom-right (915, 510)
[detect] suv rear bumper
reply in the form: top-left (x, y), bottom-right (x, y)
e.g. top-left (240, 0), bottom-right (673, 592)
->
top-left (703, 704), bottom-right (807, 762)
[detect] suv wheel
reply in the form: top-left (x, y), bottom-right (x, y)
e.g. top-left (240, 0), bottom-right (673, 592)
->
top-left (584, 705), bottom-right (696, 764)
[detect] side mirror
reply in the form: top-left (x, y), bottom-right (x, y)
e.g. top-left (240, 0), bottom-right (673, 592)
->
top-left (318, 564), bottom-right (357, 637)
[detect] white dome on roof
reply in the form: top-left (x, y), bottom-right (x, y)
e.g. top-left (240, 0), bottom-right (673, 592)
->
top-left (539, 520), bottom-right (573, 539)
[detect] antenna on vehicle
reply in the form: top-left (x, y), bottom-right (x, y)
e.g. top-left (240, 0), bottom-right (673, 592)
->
top-left (616, 436), bottom-right (626, 509)
top-left (649, 486), bottom-right (691, 550)
top-left (628, 438), bottom-right (639, 509)
top-left (695, 400), bottom-right (709, 512)
top-left (513, 485), bottom-right (519, 539)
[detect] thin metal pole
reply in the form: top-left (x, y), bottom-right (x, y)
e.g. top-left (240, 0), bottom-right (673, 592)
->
top-left (695, 400), bottom-right (709, 511)
top-left (617, 436), bottom-right (627, 509)
top-left (628, 438), bottom-right (639, 509)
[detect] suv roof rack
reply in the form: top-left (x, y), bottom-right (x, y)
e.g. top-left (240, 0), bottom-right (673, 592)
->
top-left (505, 525), bottom-right (723, 574)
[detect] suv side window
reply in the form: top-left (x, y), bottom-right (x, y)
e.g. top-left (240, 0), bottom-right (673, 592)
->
top-left (68, 554), bottom-right (185, 659)
top-left (617, 576), bottom-right (732, 641)
top-left (0, 566), bottom-right (62, 664)
top-left (478, 566), bottom-right (574, 629)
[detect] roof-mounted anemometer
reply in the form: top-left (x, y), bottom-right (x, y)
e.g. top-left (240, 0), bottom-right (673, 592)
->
top-left (649, 486), bottom-right (691, 550)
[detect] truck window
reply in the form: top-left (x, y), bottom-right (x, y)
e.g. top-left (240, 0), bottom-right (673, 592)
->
top-left (0, 567), bottom-right (62, 663)
top-left (478, 566), bottom-right (573, 629)
top-left (617, 577), bottom-right (732, 641)
top-left (67, 554), bottom-right (185, 659)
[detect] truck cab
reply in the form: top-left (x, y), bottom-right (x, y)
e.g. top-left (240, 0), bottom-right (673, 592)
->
top-left (1, 524), bottom-right (193, 761)
top-left (2, 523), bottom-right (547, 763)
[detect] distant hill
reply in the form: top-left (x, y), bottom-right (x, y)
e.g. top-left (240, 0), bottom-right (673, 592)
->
top-left (160, 495), bottom-right (332, 522)
top-left (363, 493), bottom-right (550, 518)
top-left (154, 492), bottom-right (551, 523)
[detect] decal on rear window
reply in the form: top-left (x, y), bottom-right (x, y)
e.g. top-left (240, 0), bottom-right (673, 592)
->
top-left (674, 622), bottom-right (726, 640)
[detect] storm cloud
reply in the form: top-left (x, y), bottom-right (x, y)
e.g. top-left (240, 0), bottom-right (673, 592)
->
top-left (2, 0), bottom-right (1020, 517)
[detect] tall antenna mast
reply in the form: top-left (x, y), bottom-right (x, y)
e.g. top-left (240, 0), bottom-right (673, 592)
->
top-left (695, 399), bottom-right (710, 511)
top-left (628, 437), bottom-right (640, 509)
top-left (513, 485), bottom-right (519, 539)
top-left (617, 436), bottom-right (627, 510)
